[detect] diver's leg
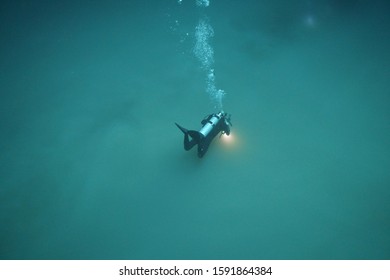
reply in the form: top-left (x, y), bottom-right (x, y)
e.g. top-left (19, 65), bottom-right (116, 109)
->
top-left (197, 137), bottom-right (213, 158)
top-left (176, 123), bottom-right (196, 151)
top-left (184, 133), bottom-right (197, 150)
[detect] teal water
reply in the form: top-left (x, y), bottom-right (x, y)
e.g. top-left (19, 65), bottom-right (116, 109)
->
top-left (0, 0), bottom-right (389, 259)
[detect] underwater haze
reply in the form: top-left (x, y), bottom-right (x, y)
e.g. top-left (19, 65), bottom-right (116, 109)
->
top-left (0, 0), bottom-right (389, 259)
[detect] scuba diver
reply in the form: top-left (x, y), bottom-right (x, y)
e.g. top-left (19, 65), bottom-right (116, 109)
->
top-left (175, 111), bottom-right (232, 158)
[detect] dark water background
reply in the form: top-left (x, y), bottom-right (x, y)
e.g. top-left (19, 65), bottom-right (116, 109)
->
top-left (0, 0), bottom-right (389, 259)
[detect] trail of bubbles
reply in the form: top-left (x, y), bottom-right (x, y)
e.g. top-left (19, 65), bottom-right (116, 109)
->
top-left (206, 69), bottom-right (225, 111)
top-left (177, 0), bottom-right (225, 110)
top-left (194, 19), bottom-right (214, 70)
top-left (196, 0), bottom-right (210, 7)
top-left (178, 0), bottom-right (209, 7)
top-left (193, 16), bottom-right (225, 110)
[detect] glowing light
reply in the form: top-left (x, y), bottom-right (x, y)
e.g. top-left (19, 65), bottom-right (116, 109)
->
top-left (303, 14), bottom-right (317, 28)
top-left (221, 133), bottom-right (234, 144)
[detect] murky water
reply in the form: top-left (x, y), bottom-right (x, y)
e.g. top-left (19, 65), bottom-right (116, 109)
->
top-left (0, 0), bottom-right (389, 259)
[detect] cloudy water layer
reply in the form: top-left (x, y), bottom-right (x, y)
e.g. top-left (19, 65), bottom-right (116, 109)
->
top-left (0, 0), bottom-right (389, 259)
